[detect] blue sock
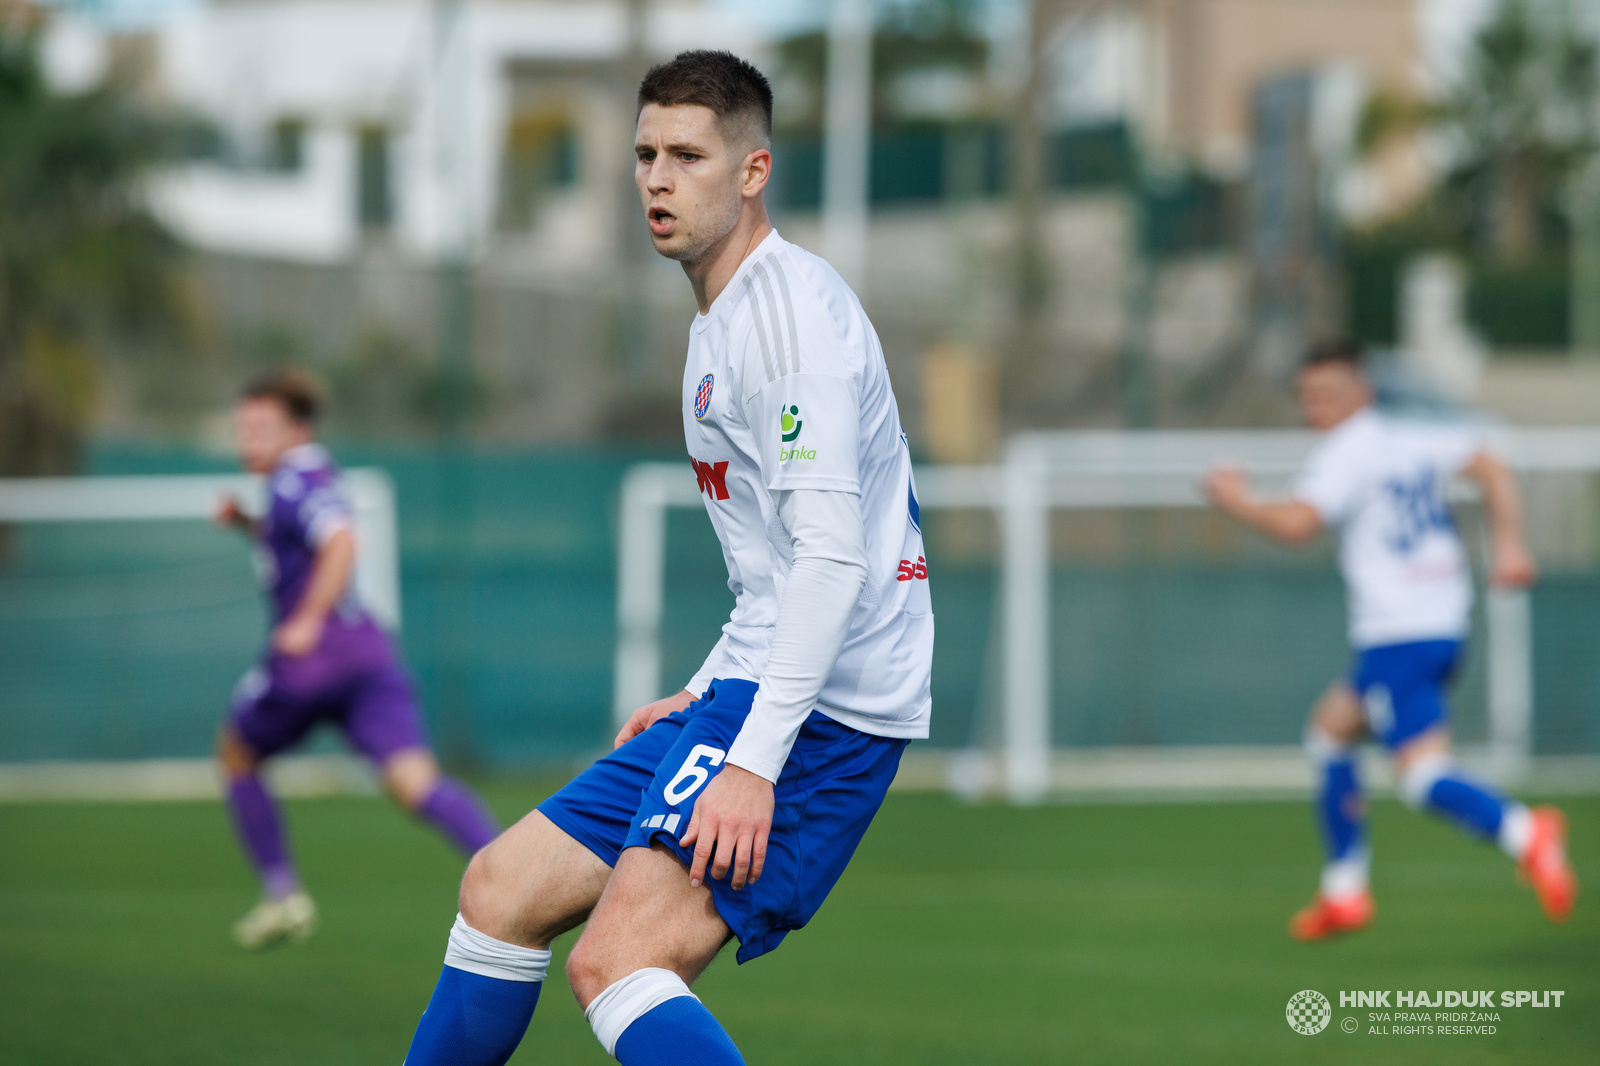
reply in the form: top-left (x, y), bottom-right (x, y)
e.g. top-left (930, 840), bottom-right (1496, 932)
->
top-left (1316, 753), bottom-right (1366, 862)
top-left (404, 967), bottom-right (540, 1066)
top-left (614, 997), bottom-right (744, 1065)
top-left (1424, 772), bottom-right (1508, 840)
top-left (405, 917), bottom-right (551, 1066)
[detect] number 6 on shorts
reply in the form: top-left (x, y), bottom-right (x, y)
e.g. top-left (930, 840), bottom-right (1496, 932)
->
top-left (663, 744), bottom-right (726, 805)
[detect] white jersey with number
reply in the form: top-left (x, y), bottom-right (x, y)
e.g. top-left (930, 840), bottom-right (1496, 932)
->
top-left (681, 229), bottom-right (933, 740)
top-left (1292, 407), bottom-right (1482, 649)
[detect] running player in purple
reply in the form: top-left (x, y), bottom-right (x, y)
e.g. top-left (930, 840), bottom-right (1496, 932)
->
top-left (214, 370), bottom-right (499, 949)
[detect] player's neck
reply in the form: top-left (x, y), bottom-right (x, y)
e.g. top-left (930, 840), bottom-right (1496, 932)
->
top-left (683, 209), bottom-right (773, 314)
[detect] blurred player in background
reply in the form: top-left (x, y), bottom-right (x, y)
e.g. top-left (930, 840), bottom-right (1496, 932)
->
top-left (215, 370), bottom-right (498, 949)
top-left (1206, 342), bottom-right (1576, 940)
top-left (403, 51), bottom-right (931, 1066)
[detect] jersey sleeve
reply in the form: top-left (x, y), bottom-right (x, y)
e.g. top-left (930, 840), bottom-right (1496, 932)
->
top-left (745, 374), bottom-right (862, 494)
top-left (1291, 436), bottom-right (1365, 525)
top-left (274, 467), bottom-right (353, 548)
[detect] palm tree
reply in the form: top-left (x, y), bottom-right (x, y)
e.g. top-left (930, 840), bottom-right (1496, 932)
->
top-left (0, 13), bottom-right (191, 476)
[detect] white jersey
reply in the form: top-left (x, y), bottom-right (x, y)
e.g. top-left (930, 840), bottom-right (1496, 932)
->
top-left (682, 229), bottom-right (933, 741)
top-left (1291, 408), bottom-right (1482, 649)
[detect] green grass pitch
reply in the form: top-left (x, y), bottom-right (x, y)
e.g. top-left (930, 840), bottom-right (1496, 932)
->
top-left (1, 782), bottom-right (1593, 1065)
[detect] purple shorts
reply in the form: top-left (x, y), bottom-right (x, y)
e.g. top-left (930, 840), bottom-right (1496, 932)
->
top-left (227, 617), bottom-right (427, 763)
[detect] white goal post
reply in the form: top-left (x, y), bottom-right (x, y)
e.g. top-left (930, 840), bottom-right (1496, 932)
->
top-left (0, 469), bottom-right (402, 630)
top-left (614, 428), bottom-right (1600, 803)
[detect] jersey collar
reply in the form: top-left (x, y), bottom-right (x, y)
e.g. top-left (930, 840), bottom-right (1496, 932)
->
top-left (279, 442), bottom-right (330, 472)
top-left (692, 228), bottom-right (786, 334)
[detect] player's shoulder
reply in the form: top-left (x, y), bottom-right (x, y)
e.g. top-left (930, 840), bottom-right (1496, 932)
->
top-left (725, 233), bottom-right (866, 386)
top-left (270, 444), bottom-right (338, 501)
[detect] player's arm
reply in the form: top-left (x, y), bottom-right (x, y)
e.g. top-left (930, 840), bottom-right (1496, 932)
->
top-left (682, 488), bottom-right (868, 891)
top-left (273, 527), bottom-right (355, 656)
top-left (213, 495), bottom-right (259, 538)
top-left (1204, 467), bottom-right (1323, 546)
top-left (1460, 449), bottom-right (1537, 587)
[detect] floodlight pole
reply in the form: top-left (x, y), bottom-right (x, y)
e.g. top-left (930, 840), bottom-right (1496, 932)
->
top-left (823, 0), bottom-right (872, 294)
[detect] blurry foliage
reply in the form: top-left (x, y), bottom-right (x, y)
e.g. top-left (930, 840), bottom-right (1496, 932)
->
top-left (325, 331), bottom-right (450, 438)
top-left (773, 0), bottom-right (990, 133)
top-left (224, 322), bottom-right (480, 442)
top-left (1345, 0), bottom-right (1599, 347)
top-left (0, 17), bottom-right (193, 474)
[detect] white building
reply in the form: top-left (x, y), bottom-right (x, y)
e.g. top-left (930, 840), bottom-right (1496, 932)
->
top-left (137, 0), bottom-right (762, 265)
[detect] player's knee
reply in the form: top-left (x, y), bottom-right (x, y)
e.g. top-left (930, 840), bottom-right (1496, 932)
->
top-left (564, 935), bottom-right (612, 1008)
top-left (457, 838), bottom-right (529, 940)
top-left (216, 729), bottom-right (258, 779)
top-left (381, 748), bottom-right (438, 811)
top-left (1398, 751), bottom-right (1451, 810)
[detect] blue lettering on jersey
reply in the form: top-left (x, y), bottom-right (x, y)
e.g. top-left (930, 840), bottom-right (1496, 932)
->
top-left (1382, 469), bottom-right (1455, 553)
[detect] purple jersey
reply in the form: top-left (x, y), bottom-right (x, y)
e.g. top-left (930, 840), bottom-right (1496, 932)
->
top-left (257, 443), bottom-right (362, 624)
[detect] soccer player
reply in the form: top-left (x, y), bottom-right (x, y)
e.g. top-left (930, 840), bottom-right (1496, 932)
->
top-left (402, 51), bottom-right (932, 1065)
top-left (1205, 342), bottom-right (1577, 940)
top-left (215, 370), bottom-right (499, 949)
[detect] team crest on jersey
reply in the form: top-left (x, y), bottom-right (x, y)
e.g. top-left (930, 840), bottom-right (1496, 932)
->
top-left (694, 373), bottom-right (715, 419)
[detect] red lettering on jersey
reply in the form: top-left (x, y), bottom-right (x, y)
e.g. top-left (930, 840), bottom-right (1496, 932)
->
top-left (896, 556), bottom-right (928, 581)
top-left (691, 458), bottom-right (730, 501)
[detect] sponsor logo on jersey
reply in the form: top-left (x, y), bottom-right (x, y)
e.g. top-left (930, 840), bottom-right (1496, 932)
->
top-left (780, 404), bottom-right (803, 442)
top-left (896, 556), bottom-right (928, 582)
top-left (694, 373), bottom-right (714, 419)
top-left (691, 457), bottom-right (730, 500)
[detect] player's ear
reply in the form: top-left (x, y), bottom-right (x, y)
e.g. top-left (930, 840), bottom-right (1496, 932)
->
top-left (741, 147), bottom-right (771, 199)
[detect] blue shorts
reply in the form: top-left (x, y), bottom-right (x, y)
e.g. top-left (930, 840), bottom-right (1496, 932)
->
top-left (538, 678), bottom-right (907, 964)
top-left (1350, 639), bottom-right (1463, 750)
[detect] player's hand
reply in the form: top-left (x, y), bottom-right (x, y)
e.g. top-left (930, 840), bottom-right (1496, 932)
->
top-left (1490, 539), bottom-right (1538, 588)
top-left (614, 689), bottom-right (696, 749)
top-left (680, 763), bottom-right (773, 891)
top-left (1203, 466), bottom-right (1253, 512)
top-left (272, 611), bottom-right (325, 657)
top-left (214, 495), bottom-right (249, 531)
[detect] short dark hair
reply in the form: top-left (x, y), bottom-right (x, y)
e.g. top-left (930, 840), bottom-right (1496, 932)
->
top-left (1302, 339), bottom-right (1364, 371)
top-left (241, 368), bottom-right (322, 425)
top-left (637, 50), bottom-right (773, 149)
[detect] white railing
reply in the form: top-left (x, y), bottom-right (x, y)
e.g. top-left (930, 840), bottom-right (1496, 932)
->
top-left (0, 469), bottom-right (401, 630)
top-left (614, 428), bottom-right (1600, 802)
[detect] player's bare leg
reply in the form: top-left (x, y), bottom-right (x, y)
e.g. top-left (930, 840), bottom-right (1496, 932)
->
top-left (458, 809), bottom-right (612, 947)
top-left (403, 811), bottom-right (611, 1065)
top-left (567, 843), bottom-right (742, 1063)
top-left (1292, 681), bottom-right (1376, 941)
top-left (218, 727), bottom-right (317, 949)
top-left (1392, 727), bottom-right (1576, 922)
top-left (380, 747), bottom-right (500, 857)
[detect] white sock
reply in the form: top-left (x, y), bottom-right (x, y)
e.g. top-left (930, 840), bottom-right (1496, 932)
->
top-left (442, 913), bottom-right (551, 982)
top-left (1398, 752), bottom-right (1450, 811)
top-left (1498, 804), bottom-right (1534, 860)
top-left (585, 967), bottom-right (698, 1057)
top-left (1304, 727), bottom-right (1351, 767)
top-left (1320, 848), bottom-right (1370, 900)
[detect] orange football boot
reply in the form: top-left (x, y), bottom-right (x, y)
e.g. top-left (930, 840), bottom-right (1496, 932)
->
top-left (1290, 890), bottom-right (1374, 942)
top-left (1518, 805), bottom-right (1577, 923)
